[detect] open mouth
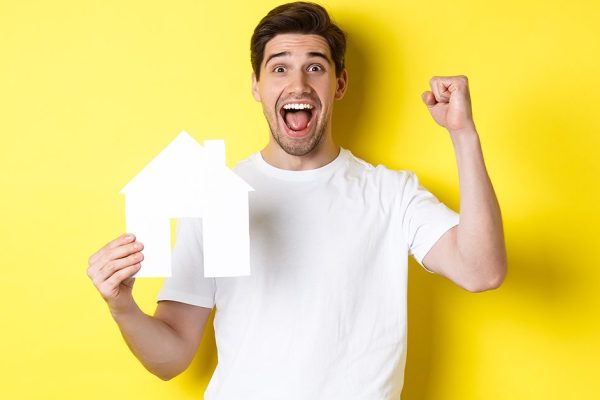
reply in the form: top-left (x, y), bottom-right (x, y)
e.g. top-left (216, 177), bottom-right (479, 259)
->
top-left (279, 102), bottom-right (316, 138)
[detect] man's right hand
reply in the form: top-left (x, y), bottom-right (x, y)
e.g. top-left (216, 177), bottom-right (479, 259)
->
top-left (87, 233), bottom-right (144, 315)
top-left (86, 232), bottom-right (212, 380)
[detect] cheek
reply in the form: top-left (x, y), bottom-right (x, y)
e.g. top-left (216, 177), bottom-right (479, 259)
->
top-left (261, 94), bottom-right (279, 119)
top-left (313, 80), bottom-right (336, 101)
top-left (260, 86), bottom-right (279, 107)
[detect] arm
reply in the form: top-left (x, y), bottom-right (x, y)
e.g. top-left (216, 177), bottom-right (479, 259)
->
top-left (420, 76), bottom-right (507, 292)
top-left (87, 234), bottom-right (212, 380)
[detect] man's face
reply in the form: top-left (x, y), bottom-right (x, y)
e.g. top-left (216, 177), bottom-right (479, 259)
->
top-left (252, 33), bottom-right (347, 157)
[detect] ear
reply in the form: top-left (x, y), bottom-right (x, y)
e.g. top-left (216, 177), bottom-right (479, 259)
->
top-left (251, 71), bottom-right (261, 102)
top-left (334, 68), bottom-right (348, 100)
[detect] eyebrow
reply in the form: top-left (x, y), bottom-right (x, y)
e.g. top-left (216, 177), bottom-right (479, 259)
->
top-left (264, 51), bottom-right (332, 66)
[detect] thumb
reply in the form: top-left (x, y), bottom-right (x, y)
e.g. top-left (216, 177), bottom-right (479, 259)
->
top-left (421, 91), bottom-right (436, 108)
top-left (122, 277), bottom-right (136, 289)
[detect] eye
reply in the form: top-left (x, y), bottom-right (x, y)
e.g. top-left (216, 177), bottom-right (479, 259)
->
top-left (308, 64), bottom-right (324, 72)
top-left (272, 66), bottom-right (286, 73)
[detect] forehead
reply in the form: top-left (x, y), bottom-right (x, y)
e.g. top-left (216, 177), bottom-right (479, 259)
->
top-left (263, 33), bottom-right (332, 62)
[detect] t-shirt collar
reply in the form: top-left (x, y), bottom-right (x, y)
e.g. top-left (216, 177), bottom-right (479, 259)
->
top-left (251, 148), bottom-right (349, 181)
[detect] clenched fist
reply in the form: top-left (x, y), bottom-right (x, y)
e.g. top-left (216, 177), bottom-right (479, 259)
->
top-left (87, 234), bottom-right (144, 315)
top-left (421, 75), bottom-right (476, 134)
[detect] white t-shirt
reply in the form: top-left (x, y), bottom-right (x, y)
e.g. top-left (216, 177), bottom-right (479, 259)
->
top-left (157, 148), bottom-right (459, 399)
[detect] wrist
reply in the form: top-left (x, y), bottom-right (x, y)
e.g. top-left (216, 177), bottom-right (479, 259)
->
top-left (449, 126), bottom-right (481, 149)
top-left (109, 299), bottom-right (141, 322)
top-left (448, 122), bottom-right (478, 138)
top-left (449, 126), bottom-right (486, 169)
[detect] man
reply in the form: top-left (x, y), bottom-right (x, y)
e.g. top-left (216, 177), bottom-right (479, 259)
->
top-left (87, 2), bottom-right (506, 399)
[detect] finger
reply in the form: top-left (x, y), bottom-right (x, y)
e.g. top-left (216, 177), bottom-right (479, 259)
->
top-left (440, 75), bottom-right (469, 97)
top-left (451, 76), bottom-right (471, 103)
top-left (96, 263), bottom-right (142, 297)
top-left (429, 76), bottom-right (450, 103)
top-left (106, 233), bottom-right (136, 250)
top-left (421, 91), bottom-right (436, 107)
top-left (98, 241), bottom-right (144, 267)
top-left (88, 241), bottom-right (142, 280)
top-left (96, 251), bottom-right (144, 283)
top-left (102, 264), bottom-right (142, 294)
top-left (435, 80), bottom-right (452, 102)
top-left (89, 233), bottom-right (135, 266)
top-left (429, 77), bottom-right (445, 103)
top-left (122, 277), bottom-right (136, 289)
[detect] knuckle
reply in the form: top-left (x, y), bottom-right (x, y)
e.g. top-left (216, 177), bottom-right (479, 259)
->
top-left (111, 270), bottom-right (123, 281)
top-left (98, 284), bottom-right (111, 298)
top-left (115, 268), bottom-right (130, 281)
top-left (92, 277), bottom-right (103, 290)
top-left (106, 261), bottom-right (117, 274)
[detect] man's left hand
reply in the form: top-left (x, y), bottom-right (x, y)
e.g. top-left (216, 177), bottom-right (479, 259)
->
top-left (421, 75), bottom-right (476, 134)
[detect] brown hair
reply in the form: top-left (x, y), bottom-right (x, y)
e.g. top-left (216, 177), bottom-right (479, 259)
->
top-left (250, 2), bottom-right (346, 80)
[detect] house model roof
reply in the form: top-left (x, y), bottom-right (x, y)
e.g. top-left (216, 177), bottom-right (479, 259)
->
top-left (120, 131), bottom-right (253, 196)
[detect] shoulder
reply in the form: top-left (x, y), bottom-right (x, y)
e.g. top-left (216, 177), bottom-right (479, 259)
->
top-left (230, 152), bottom-right (260, 183)
top-left (344, 150), bottom-right (418, 193)
top-left (232, 152), bottom-right (256, 173)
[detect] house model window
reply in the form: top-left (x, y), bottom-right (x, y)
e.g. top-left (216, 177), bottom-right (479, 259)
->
top-left (120, 131), bottom-right (254, 278)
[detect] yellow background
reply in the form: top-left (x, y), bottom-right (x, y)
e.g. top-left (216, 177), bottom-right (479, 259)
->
top-left (1, 0), bottom-right (598, 398)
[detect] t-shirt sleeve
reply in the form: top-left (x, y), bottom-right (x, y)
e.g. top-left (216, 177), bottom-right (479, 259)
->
top-left (157, 217), bottom-right (216, 308)
top-left (400, 171), bottom-right (460, 273)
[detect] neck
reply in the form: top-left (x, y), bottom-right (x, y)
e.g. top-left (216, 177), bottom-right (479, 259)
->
top-left (261, 134), bottom-right (340, 171)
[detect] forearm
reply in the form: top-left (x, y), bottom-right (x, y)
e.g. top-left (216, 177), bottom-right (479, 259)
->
top-left (110, 303), bottom-right (191, 380)
top-left (450, 127), bottom-right (506, 290)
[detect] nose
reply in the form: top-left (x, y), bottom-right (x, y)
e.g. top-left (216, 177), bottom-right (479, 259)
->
top-left (287, 69), bottom-right (312, 96)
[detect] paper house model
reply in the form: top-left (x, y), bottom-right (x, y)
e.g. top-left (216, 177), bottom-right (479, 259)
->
top-left (120, 131), bottom-right (254, 278)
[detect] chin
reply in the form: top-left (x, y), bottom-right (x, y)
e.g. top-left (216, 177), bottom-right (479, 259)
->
top-left (275, 126), bottom-right (326, 157)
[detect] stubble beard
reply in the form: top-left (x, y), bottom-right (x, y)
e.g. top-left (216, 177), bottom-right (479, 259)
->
top-left (267, 111), bottom-right (329, 157)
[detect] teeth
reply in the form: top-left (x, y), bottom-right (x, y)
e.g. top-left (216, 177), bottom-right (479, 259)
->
top-left (283, 103), bottom-right (314, 110)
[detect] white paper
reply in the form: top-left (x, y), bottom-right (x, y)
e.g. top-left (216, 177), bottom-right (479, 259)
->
top-left (120, 131), bottom-right (254, 278)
